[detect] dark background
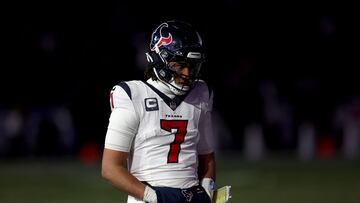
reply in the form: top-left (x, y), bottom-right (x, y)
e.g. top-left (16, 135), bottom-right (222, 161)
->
top-left (1, 1), bottom-right (359, 160)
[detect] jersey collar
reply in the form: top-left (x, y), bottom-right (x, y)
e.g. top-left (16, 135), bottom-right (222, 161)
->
top-left (144, 79), bottom-right (188, 111)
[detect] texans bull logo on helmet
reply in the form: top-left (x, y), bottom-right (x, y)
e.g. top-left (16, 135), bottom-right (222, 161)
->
top-left (151, 23), bottom-right (173, 53)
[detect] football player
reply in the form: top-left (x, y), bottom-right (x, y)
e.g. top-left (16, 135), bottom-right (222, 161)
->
top-left (102, 20), bottom-right (216, 203)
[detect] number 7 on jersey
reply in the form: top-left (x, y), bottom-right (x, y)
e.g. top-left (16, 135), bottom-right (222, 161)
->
top-left (160, 120), bottom-right (188, 163)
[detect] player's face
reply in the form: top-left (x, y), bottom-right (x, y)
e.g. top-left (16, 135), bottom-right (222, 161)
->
top-left (168, 61), bottom-right (192, 86)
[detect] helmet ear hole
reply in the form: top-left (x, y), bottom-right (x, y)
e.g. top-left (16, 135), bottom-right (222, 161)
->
top-left (158, 69), bottom-right (168, 79)
top-left (157, 64), bottom-right (174, 81)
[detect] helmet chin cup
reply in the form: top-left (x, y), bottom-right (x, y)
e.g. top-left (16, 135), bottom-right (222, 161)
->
top-left (169, 80), bottom-right (189, 96)
top-left (169, 85), bottom-right (187, 96)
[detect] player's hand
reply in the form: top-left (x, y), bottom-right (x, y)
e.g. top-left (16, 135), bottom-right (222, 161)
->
top-left (145, 186), bottom-right (184, 203)
top-left (201, 178), bottom-right (215, 200)
top-left (143, 185), bottom-right (157, 203)
top-left (151, 186), bottom-right (176, 203)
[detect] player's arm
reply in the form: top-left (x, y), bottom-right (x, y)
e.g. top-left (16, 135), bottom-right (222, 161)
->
top-left (102, 149), bottom-right (146, 199)
top-left (197, 87), bottom-right (216, 198)
top-left (198, 152), bottom-right (216, 181)
top-left (198, 151), bottom-right (216, 200)
top-left (101, 84), bottom-right (157, 202)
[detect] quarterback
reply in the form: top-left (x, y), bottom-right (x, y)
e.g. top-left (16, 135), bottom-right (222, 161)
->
top-left (102, 20), bottom-right (216, 203)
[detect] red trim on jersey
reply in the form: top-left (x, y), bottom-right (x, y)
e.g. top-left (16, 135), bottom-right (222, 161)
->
top-left (110, 92), bottom-right (114, 109)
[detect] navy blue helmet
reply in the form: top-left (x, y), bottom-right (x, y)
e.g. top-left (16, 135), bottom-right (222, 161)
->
top-left (146, 20), bottom-right (205, 95)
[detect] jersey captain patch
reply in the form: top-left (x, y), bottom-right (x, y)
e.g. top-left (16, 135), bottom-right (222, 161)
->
top-left (145, 98), bottom-right (159, 111)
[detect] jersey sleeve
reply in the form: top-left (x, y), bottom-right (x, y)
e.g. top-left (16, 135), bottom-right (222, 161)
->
top-left (197, 87), bottom-right (215, 155)
top-left (105, 84), bottom-right (139, 152)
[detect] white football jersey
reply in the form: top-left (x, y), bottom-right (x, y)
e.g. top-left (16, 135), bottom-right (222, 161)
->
top-left (105, 79), bottom-right (214, 189)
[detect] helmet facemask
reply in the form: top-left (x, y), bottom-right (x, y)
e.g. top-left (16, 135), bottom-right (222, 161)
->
top-left (152, 49), bottom-right (204, 95)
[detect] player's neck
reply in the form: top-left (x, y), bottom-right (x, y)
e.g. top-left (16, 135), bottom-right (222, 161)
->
top-left (147, 78), bottom-right (176, 99)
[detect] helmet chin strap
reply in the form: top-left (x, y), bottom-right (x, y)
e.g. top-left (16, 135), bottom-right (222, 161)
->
top-left (153, 68), bottom-right (189, 96)
top-left (169, 80), bottom-right (189, 96)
